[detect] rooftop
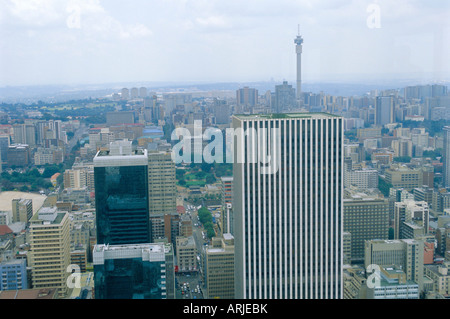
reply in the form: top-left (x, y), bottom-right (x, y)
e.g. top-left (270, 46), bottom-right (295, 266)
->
top-left (233, 112), bottom-right (341, 120)
top-left (0, 225), bottom-right (13, 236)
top-left (0, 288), bottom-right (57, 299)
top-left (30, 210), bottom-right (66, 225)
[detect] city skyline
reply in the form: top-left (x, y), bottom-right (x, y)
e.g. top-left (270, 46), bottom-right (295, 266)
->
top-left (0, 0), bottom-right (449, 87)
top-left (1, 1), bottom-right (450, 304)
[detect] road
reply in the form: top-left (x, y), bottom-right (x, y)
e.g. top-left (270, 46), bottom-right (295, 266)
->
top-left (67, 123), bottom-right (88, 152)
top-left (175, 202), bottom-right (209, 299)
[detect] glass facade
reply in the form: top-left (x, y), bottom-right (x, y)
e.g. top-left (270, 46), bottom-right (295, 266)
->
top-left (95, 165), bottom-right (150, 245)
top-left (94, 257), bottom-right (166, 299)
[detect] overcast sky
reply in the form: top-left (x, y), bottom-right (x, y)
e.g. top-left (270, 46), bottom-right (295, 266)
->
top-left (0, 0), bottom-right (449, 87)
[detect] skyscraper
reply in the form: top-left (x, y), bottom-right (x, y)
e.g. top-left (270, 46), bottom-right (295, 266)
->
top-left (232, 112), bottom-right (344, 299)
top-left (147, 150), bottom-right (177, 242)
top-left (29, 207), bottom-right (71, 298)
top-left (12, 124), bottom-right (36, 146)
top-left (294, 27), bottom-right (304, 102)
top-left (94, 140), bottom-right (150, 245)
top-left (205, 234), bottom-right (235, 299)
top-left (93, 242), bottom-right (175, 299)
top-left (375, 96), bottom-right (394, 126)
top-left (274, 81), bottom-right (296, 113)
top-left (443, 126), bottom-right (450, 187)
top-left (236, 87), bottom-right (258, 113)
top-left (343, 195), bottom-right (389, 264)
top-left (12, 198), bottom-right (33, 224)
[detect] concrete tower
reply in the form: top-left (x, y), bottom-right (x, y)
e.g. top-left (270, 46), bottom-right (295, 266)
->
top-left (294, 26), bottom-right (304, 102)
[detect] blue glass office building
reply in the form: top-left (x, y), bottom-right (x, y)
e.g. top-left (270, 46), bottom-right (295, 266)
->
top-left (93, 243), bottom-right (175, 299)
top-left (94, 141), bottom-right (150, 245)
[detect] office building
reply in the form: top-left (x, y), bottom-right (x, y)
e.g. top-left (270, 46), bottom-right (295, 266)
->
top-left (413, 186), bottom-right (433, 206)
top-left (0, 135), bottom-right (10, 165)
top-left (221, 177), bottom-right (233, 235)
top-left (384, 165), bottom-right (423, 191)
top-left (70, 248), bottom-right (88, 273)
top-left (367, 265), bottom-right (419, 299)
top-left (343, 265), bottom-right (368, 299)
top-left (274, 81), bottom-right (296, 113)
top-left (343, 232), bottom-right (352, 265)
top-left (106, 111), bottom-right (135, 125)
top-left (94, 140), bottom-right (150, 245)
top-left (7, 144), bottom-right (31, 167)
top-left (121, 88), bottom-right (129, 100)
top-left (236, 87), bottom-right (258, 111)
top-left (0, 257), bottom-right (27, 290)
top-left (28, 207), bottom-right (71, 298)
top-left (212, 98), bottom-right (230, 124)
top-left (444, 126), bottom-right (450, 188)
top-left (394, 200), bottom-right (429, 239)
top-left (139, 87), bottom-right (148, 98)
top-left (179, 214), bottom-right (193, 237)
top-left (13, 124), bottom-right (36, 146)
top-left (0, 288), bottom-right (57, 299)
top-left (176, 236), bottom-right (197, 273)
top-left (63, 164), bottom-right (95, 191)
top-left (12, 198), bottom-right (33, 224)
top-left (364, 239), bottom-right (424, 291)
top-left (205, 234), bottom-right (235, 299)
top-left (148, 150), bottom-right (176, 216)
top-left (344, 169), bottom-right (378, 190)
top-left (424, 262), bottom-right (450, 296)
top-left (147, 150), bottom-right (177, 242)
top-left (343, 195), bottom-right (389, 264)
top-left (93, 242), bottom-right (175, 299)
top-left (375, 96), bottom-right (394, 126)
top-left (392, 138), bottom-right (413, 158)
top-left (233, 112), bottom-right (344, 299)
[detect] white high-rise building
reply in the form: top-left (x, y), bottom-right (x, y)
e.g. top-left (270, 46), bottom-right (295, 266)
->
top-left (233, 113), bottom-right (344, 299)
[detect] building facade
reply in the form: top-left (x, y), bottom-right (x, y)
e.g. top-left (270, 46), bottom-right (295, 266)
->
top-left (94, 140), bottom-right (150, 245)
top-left (93, 243), bottom-right (175, 299)
top-left (205, 234), bottom-right (235, 299)
top-left (28, 207), bottom-right (71, 298)
top-left (343, 196), bottom-right (389, 264)
top-left (233, 113), bottom-right (344, 299)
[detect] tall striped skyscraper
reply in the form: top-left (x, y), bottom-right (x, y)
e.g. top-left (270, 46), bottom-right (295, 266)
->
top-left (232, 113), bottom-right (344, 299)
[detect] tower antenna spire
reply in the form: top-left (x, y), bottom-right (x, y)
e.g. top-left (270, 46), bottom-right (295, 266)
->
top-left (298, 24), bottom-right (300, 36)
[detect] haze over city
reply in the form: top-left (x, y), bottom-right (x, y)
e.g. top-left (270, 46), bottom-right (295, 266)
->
top-left (1, 0), bottom-right (450, 307)
top-left (0, 0), bottom-right (449, 88)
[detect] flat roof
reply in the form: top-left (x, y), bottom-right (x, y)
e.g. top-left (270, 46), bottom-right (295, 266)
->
top-left (233, 112), bottom-right (341, 120)
top-left (30, 211), bottom-right (65, 225)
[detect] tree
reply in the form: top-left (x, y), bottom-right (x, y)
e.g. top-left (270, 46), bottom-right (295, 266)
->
top-left (195, 171), bottom-right (206, 179)
top-left (393, 156), bottom-right (411, 163)
top-left (378, 177), bottom-right (392, 198)
top-left (42, 165), bottom-right (60, 178)
top-left (178, 179), bottom-right (187, 186)
top-left (27, 168), bottom-right (41, 178)
top-left (206, 174), bottom-right (216, 184)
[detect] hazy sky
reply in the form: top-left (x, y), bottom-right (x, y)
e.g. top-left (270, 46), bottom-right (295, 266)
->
top-left (0, 0), bottom-right (449, 87)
